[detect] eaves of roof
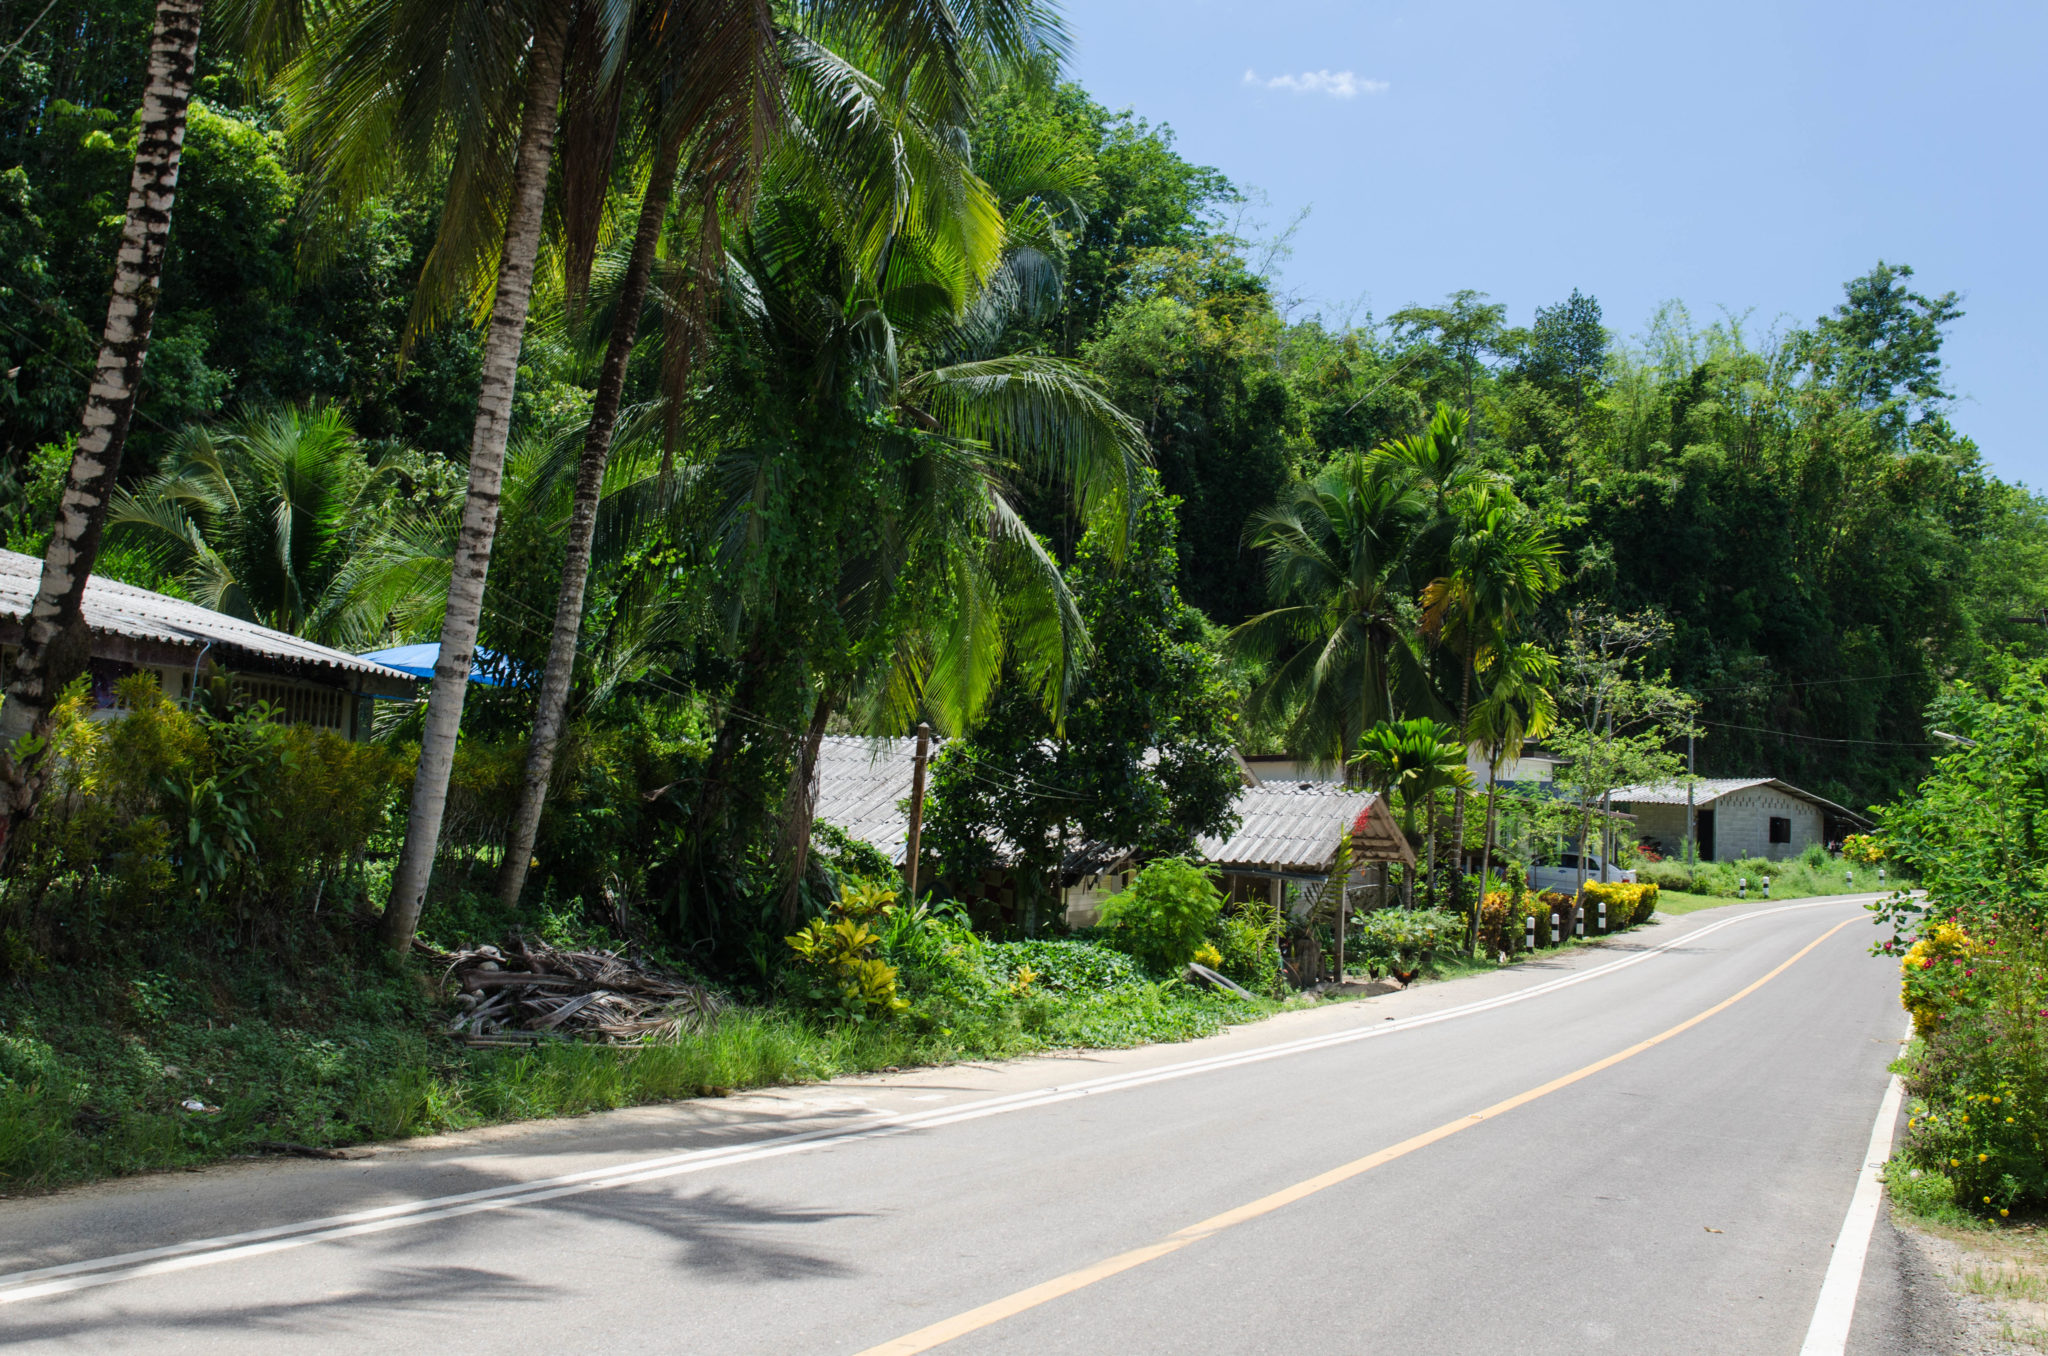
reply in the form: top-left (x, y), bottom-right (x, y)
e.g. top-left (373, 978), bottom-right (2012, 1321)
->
top-left (0, 549), bottom-right (412, 683)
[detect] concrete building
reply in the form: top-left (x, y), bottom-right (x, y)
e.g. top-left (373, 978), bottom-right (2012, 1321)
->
top-left (1609, 778), bottom-right (1869, 862)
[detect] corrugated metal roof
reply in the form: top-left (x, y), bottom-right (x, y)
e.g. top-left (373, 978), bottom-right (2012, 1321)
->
top-left (1199, 785), bottom-right (1413, 872)
top-left (815, 736), bottom-right (920, 863)
top-left (0, 549), bottom-right (412, 682)
top-left (814, 740), bottom-right (1416, 874)
top-left (1609, 776), bottom-right (1869, 825)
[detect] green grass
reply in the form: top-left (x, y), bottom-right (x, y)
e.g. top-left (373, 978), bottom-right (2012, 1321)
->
top-left (1656, 890), bottom-right (1749, 915)
top-left (0, 933), bottom-right (1279, 1193)
top-left (1652, 881), bottom-right (1880, 916)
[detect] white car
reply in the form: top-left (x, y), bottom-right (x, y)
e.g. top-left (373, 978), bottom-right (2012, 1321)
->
top-left (1528, 852), bottom-right (1637, 894)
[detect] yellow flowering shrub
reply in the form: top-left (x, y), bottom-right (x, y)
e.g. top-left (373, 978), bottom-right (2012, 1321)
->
top-left (1899, 922), bottom-right (1987, 1035)
top-left (1578, 880), bottom-right (1660, 929)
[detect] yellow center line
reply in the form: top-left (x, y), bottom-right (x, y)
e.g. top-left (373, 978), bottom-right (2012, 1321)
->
top-left (854, 916), bottom-right (1856, 1356)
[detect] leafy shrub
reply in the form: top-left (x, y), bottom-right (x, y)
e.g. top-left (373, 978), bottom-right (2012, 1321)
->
top-left (1097, 857), bottom-right (1224, 974)
top-left (1638, 860), bottom-right (1694, 893)
top-left (1840, 833), bottom-right (1883, 866)
top-left (3, 675), bottom-right (408, 965)
top-left (1354, 908), bottom-right (1461, 973)
top-left (785, 883), bottom-right (908, 1021)
top-left (1476, 888), bottom-right (1544, 954)
top-left (1897, 997), bottom-right (2048, 1219)
top-left (1209, 906), bottom-right (1280, 994)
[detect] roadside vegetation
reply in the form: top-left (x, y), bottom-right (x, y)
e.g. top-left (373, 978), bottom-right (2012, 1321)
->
top-left (1871, 655), bottom-right (2048, 1231)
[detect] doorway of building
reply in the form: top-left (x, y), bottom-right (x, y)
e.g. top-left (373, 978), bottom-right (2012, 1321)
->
top-left (1696, 808), bottom-right (1716, 862)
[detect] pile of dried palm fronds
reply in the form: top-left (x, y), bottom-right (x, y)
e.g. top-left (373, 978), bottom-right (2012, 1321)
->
top-left (422, 937), bottom-right (723, 1047)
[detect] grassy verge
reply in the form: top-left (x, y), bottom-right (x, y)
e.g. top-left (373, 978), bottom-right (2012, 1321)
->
top-left (0, 903), bottom-right (1661, 1195)
top-left (0, 935), bottom-right (1283, 1193)
top-left (1653, 884), bottom-right (1874, 916)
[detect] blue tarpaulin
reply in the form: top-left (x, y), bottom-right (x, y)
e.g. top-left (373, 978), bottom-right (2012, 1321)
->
top-left (356, 643), bottom-right (509, 688)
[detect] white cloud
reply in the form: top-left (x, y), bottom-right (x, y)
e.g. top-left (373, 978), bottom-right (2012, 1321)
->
top-left (1241, 68), bottom-right (1387, 99)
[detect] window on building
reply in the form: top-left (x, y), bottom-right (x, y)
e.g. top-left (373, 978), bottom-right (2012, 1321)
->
top-left (1768, 816), bottom-right (1792, 844)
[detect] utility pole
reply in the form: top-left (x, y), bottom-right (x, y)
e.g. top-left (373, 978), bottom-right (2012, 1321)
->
top-left (903, 722), bottom-right (931, 902)
top-left (1685, 733), bottom-right (1696, 869)
top-left (1601, 708), bottom-right (1614, 879)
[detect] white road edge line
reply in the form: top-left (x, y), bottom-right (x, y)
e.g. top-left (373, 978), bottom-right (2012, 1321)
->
top-left (1799, 1068), bottom-right (1906, 1355)
top-left (0, 895), bottom-right (1873, 1306)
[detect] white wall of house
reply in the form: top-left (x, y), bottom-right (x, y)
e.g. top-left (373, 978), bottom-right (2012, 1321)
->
top-left (1628, 789), bottom-right (1824, 862)
top-left (1468, 749), bottom-right (1556, 785)
top-left (1711, 787), bottom-right (1824, 861)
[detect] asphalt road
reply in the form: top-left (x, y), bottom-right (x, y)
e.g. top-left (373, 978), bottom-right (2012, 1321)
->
top-left (0, 895), bottom-right (1947, 1354)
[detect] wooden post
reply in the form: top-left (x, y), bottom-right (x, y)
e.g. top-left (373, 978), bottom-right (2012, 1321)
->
top-left (903, 722), bottom-right (931, 902)
top-left (1270, 876), bottom-right (1285, 982)
top-left (1334, 863), bottom-right (1346, 984)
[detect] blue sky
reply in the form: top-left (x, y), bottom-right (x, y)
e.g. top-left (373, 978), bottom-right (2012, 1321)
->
top-left (1063, 0), bottom-right (2048, 486)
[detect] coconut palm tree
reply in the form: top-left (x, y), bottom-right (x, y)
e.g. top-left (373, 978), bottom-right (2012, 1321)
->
top-left (1233, 454), bottom-right (1437, 779)
top-left (0, 0), bottom-right (206, 864)
top-left (1420, 485), bottom-right (1562, 902)
top-left (281, 0), bottom-right (584, 947)
top-left (494, 6), bottom-right (1062, 909)
top-left (105, 405), bottom-right (450, 648)
top-left (283, 0), bottom-right (1068, 948)
top-left (663, 166), bottom-right (1142, 927)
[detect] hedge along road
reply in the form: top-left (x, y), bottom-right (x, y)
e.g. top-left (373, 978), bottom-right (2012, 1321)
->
top-left (0, 896), bottom-right (1917, 1354)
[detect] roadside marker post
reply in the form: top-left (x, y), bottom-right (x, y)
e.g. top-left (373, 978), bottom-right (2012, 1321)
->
top-left (1549, 911), bottom-right (1559, 945)
top-left (1523, 916), bottom-right (1535, 951)
top-left (1574, 908), bottom-right (1584, 938)
top-left (1597, 901), bottom-right (1607, 933)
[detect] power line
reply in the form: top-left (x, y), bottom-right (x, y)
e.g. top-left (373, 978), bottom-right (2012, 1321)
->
top-left (1697, 717), bottom-right (1939, 750)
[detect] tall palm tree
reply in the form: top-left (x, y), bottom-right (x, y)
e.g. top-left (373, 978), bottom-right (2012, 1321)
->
top-left (494, 4), bottom-right (1061, 909)
top-left (1420, 486), bottom-right (1561, 903)
top-left (282, 0), bottom-right (585, 947)
top-left (0, 0), bottom-right (206, 865)
top-left (491, 0), bottom-right (785, 910)
top-left (284, 0), bottom-right (1062, 948)
top-left (1233, 454), bottom-right (1436, 778)
top-left (667, 168), bottom-right (1142, 928)
top-left (1467, 641), bottom-right (1557, 951)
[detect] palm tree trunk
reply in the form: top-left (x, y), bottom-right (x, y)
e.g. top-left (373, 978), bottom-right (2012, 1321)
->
top-left (0, 0), bottom-right (203, 867)
top-left (1451, 654), bottom-right (1474, 944)
top-left (1476, 761), bottom-right (1502, 954)
top-left (1424, 791), bottom-right (1438, 909)
top-left (494, 136), bottom-right (683, 910)
top-left (1478, 760), bottom-right (1501, 900)
top-left (776, 685), bottom-right (839, 931)
top-left (383, 13), bottom-right (569, 950)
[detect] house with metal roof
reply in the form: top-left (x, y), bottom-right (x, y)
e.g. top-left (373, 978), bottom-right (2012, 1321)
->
top-left (810, 736), bottom-right (1413, 925)
top-left (1608, 777), bottom-right (1870, 862)
top-left (0, 549), bottom-right (415, 738)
